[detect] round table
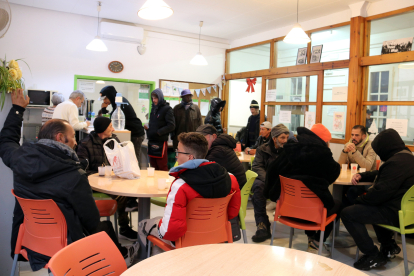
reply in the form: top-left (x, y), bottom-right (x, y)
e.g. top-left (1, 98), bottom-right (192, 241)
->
top-left (238, 153), bottom-right (255, 163)
top-left (88, 170), bottom-right (171, 259)
top-left (121, 244), bottom-right (368, 276)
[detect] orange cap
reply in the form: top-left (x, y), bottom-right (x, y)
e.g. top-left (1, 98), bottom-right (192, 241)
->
top-left (310, 123), bottom-right (332, 142)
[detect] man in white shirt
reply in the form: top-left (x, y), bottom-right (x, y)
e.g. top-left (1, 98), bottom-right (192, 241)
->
top-left (53, 90), bottom-right (90, 130)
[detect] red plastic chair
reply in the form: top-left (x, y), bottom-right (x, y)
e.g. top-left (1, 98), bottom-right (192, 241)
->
top-left (376, 159), bottom-right (381, 170)
top-left (11, 190), bottom-right (67, 276)
top-left (48, 232), bottom-right (127, 276)
top-left (95, 200), bottom-right (118, 236)
top-left (147, 192), bottom-right (235, 257)
top-left (270, 176), bottom-right (337, 258)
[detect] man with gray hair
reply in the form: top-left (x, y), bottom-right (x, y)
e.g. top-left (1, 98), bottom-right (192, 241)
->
top-left (42, 93), bottom-right (65, 125)
top-left (53, 90), bottom-right (90, 130)
top-left (251, 123), bottom-right (290, 242)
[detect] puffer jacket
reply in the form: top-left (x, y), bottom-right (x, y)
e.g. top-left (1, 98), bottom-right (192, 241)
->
top-left (205, 98), bottom-right (226, 134)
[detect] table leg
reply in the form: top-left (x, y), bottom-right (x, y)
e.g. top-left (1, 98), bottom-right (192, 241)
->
top-left (137, 198), bottom-right (151, 260)
top-left (332, 185), bottom-right (343, 236)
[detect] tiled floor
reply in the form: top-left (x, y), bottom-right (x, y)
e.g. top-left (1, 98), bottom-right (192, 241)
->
top-left (19, 202), bottom-right (414, 276)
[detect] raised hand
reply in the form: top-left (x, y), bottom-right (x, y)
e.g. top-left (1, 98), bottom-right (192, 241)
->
top-left (11, 89), bottom-right (30, 108)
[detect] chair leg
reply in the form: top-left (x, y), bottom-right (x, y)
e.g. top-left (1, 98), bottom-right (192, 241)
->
top-left (355, 247), bottom-right (359, 262)
top-left (401, 234), bottom-right (409, 276)
top-left (394, 232), bottom-right (398, 242)
top-left (318, 231), bottom-right (324, 256)
top-left (331, 219), bottom-right (336, 259)
top-left (289, 227), bottom-right (294, 248)
top-left (10, 254), bottom-right (18, 276)
top-left (270, 222), bottom-right (276, 246)
top-left (242, 229), bottom-right (248, 244)
top-left (114, 212), bottom-right (118, 237)
top-left (129, 212), bottom-right (132, 228)
top-left (147, 240), bottom-right (152, 258)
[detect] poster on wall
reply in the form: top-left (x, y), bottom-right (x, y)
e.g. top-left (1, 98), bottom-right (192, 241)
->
top-left (266, 89), bottom-right (277, 102)
top-left (332, 86), bottom-right (348, 101)
top-left (333, 112), bottom-right (345, 132)
top-left (163, 82), bottom-right (172, 96)
top-left (310, 45), bottom-right (323, 64)
top-left (296, 47), bottom-right (307, 65)
top-left (200, 101), bottom-right (209, 116)
top-left (381, 37), bottom-right (413, 55)
top-left (137, 99), bottom-right (149, 123)
top-left (78, 80), bottom-right (95, 93)
top-left (386, 118), bottom-right (408, 137)
top-left (279, 111), bottom-right (291, 124)
top-left (305, 111), bottom-right (316, 129)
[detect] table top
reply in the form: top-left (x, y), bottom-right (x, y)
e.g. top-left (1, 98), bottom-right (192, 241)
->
top-left (334, 170), bottom-right (373, 186)
top-left (122, 244), bottom-right (368, 276)
top-left (88, 170), bottom-right (171, 197)
top-left (238, 153), bottom-right (255, 163)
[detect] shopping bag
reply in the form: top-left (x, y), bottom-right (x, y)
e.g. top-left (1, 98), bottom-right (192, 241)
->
top-left (104, 139), bottom-right (141, 179)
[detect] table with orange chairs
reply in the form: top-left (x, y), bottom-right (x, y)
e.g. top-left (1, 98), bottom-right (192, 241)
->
top-left (121, 243), bottom-right (368, 276)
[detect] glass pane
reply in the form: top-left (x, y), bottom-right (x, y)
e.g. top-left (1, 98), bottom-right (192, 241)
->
top-left (265, 105), bottom-right (317, 134)
top-left (310, 25), bottom-right (350, 62)
top-left (275, 41), bottom-right (308, 67)
top-left (369, 11), bottom-right (414, 56)
top-left (323, 68), bottom-right (349, 102)
top-left (265, 75), bottom-right (318, 103)
top-left (365, 105), bottom-right (414, 145)
top-left (228, 44), bottom-right (270, 74)
top-left (367, 62), bottom-right (414, 101)
top-left (322, 105), bottom-right (347, 139)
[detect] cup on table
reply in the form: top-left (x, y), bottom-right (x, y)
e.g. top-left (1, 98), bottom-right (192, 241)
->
top-left (158, 178), bottom-right (167, 190)
top-left (98, 166), bottom-right (105, 176)
top-left (240, 152), bottom-right (244, 159)
top-left (359, 168), bottom-right (366, 173)
top-left (148, 167), bottom-right (155, 177)
top-left (341, 164), bottom-right (348, 172)
top-left (351, 163), bottom-right (358, 174)
top-left (105, 166), bottom-right (112, 177)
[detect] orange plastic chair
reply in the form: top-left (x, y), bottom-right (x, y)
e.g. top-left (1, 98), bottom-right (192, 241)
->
top-left (48, 232), bottom-right (127, 276)
top-left (270, 176), bottom-right (337, 258)
top-left (11, 190), bottom-right (67, 276)
top-left (376, 159), bottom-right (381, 170)
top-left (95, 200), bottom-right (118, 236)
top-left (146, 192), bottom-right (235, 257)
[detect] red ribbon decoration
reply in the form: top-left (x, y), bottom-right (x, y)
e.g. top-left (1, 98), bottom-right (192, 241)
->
top-left (246, 78), bottom-right (257, 93)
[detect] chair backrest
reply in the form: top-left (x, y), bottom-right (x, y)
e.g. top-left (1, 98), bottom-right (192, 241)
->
top-left (48, 232), bottom-right (127, 276)
top-left (376, 159), bottom-right (380, 170)
top-left (239, 170), bottom-right (258, 219)
top-left (176, 192), bottom-right (235, 248)
top-left (276, 176), bottom-right (326, 225)
top-left (401, 185), bottom-right (414, 228)
top-left (11, 189), bottom-right (67, 257)
top-left (173, 161), bottom-right (178, 167)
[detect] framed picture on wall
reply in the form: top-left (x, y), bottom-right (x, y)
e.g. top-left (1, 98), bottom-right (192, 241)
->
top-left (310, 45), bottom-right (323, 63)
top-left (381, 37), bottom-right (413, 54)
top-left (296, 47), bottom-right (307, 65)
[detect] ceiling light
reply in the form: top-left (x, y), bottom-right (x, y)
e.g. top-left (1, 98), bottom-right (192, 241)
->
top-left (138, 0), bottom-right (173, 20)
top-left (87, 2), bottom-right (108, 51)
top-left (96, 80), bottom-right (105, 84)
top-left (190, 21), bottom-right (208, 66)
top-left (283, 0), bottom-right (310, 44)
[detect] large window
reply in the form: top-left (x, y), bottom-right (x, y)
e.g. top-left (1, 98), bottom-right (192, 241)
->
top-left (228, 44), bottom-right (271, 74)
top-left (311, 25), bottom-right (350, 62)
top-left (265, 75), bottom-right (317, 103)
top-left (275, 40), bottom-right (308, 67)
top-left (265, 105), bottom-right (317, 134)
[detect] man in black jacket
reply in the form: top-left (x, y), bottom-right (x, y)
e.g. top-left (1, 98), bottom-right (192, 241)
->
top-left (196, 124), bottom-right (247, 188)
top-left (243, 100), bottom-right (261, 149)
top-left (244, 121), bottom-right (271, 155)
top-left (341, 129), bottom-right (414, 271)
top-left (145, 88), bottom-right (175, 171)
top-left (0, 90), bottom-right (137, 270)
top-left (205, 98), bottom-right (226, 134)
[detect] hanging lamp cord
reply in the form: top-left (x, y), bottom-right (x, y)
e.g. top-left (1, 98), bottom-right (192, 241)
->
top-left (97, 2), bottom-right (101, 36)
top-left (297, 0), bottom-right (298, 23)
top-left (199, 24), bottom-right (201, 53)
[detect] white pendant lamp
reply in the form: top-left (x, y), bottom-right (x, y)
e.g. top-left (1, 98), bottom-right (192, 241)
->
top-left (138, 0), bottom-right (173, 20)
top-left (86, 2), bottom-right (108, 51)
top-left (190, 21), bottom-right (208, 66)
top-left (283, 0), bottom-right (310, 44)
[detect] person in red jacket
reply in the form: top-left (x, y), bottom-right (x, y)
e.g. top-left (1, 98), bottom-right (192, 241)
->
top-left (138, 132), bottom-right (241, 250)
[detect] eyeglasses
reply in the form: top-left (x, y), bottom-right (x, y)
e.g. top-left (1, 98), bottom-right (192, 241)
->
top-left (175, 149), bottom-right (191, 157)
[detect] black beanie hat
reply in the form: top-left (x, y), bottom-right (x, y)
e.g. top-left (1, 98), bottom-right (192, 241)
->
top-left (94, 116), bottom-right (112, 134)
top-left (250, 100), bottom-right (259, 109)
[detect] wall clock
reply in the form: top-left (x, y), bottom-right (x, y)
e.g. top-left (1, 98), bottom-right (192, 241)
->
top-left (108, 61), bottom-right (124, 73)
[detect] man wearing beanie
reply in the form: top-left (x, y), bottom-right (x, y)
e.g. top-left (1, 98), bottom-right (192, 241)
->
top-left (77, 116), bottom-right (138, 241)
top-left (243, 100), bottom-right (261, 149)
top-left (251, 123), bottom-right (290, 242)
top-left (245, 121), bottom-right (272, 155)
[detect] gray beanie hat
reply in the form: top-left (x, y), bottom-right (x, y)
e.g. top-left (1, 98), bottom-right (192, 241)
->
top-left (271, 124), bottom-right (289, 138)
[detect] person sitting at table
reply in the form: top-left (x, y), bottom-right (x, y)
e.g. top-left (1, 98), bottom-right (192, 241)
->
top-left (77, 116), bottom-right (138, 242)
top-left (251, 124), bottom-right (290, 243)
top-left (0, 90), bottom-right (138, 270)
top-left (196, 124), bottom-right (246, 188)
top-left (52, 90), bottom-right (90, 130)
top-left (244, 121), bottom-right (272, 156)
top-left (264, 124), bottom-right (341, 255)
top-left (137, 132), bottom-right (241, 252)
top-left (341, 129), bottom-right (414, 271)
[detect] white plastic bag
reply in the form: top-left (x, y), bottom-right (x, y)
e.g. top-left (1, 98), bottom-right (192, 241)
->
top-left (104, 139), bottom-right (141, 179)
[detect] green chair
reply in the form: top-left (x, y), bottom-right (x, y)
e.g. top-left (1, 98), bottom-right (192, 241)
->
top-left (355, 185), bottom-right (414, 276)
top-left (250, 156), bottom-right (255, 167)
top-left (239, 170), bottom-right (258, 243)
top-left (150, 162), bottom-right (178, 207)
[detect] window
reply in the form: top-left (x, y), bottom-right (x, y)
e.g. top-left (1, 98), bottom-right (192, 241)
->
top-left (310, 25), bottom-right (350, 62)
top-left (323, 68), bottom-right (349, 102)
top-left (322, 106), bottom-right (347, 139)
top-left (275, 40), bottom-right (308, 67)
top-left (228, 44), bottom-right (271, 74)
top-left (265, 75), bottom-right (318, 103)
top-left (265, 105), bottom-right (317, 134)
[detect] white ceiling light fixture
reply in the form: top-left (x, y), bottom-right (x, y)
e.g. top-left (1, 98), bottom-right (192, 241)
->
top-left (283, 0), bottom-right (311, 44)
top-left (190, 21), bottom-right (208, 66)
top-left (138, 0), bottom-right (173, 20)
top-left (86, 1), bottom-right (108, 52)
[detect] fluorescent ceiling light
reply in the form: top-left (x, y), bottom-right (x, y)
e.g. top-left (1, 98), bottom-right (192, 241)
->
top-left (87, 2), bottom-right (108, 52)
top-left (138, 0), bottom-right (173, 20)
top-left (190, 53), bottom-right (208, 66)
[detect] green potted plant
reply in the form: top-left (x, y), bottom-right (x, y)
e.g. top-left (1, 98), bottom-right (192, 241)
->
top-left (0, 57), bottom-right (29, 110)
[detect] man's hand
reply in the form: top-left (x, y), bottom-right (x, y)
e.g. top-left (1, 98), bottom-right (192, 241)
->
top-left (344, 143), bottom-right (356, 153)
top-left (352, 173), bottom-right (362, 185)
top-left (244, 147), bottom-right (250, 154)
top-left (249, 149), bottom-right (256, 155)
top-left (101, 102), bottom-right (109, 109)
top-left (12, 89), bottom-right (30, 108)
top-left (144, 124), bottom-right (149, 130)
top-left (86, 121), bottom-right (91, 127)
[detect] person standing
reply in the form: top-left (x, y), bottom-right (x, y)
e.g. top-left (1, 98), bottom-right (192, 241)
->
top-left (243, 100), bottom-right (261, 149)
top-left (52, 90), bottom-right (90, 130)
top-left (173, 89), bottom-right (202, 149)
top-left (42, 93), bottom-right (65, 125)
top-left (145, 88), bottom-right (175, 171)
top-left (205, 98), bottom-right (226, 134)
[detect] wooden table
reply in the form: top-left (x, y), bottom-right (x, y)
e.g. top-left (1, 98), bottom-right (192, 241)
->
top-left (238, 153), bottom-right (255, 163)
top-left (88, 170), bottom-right (171, 259)
top-left (122, 244), bottom-right (368, 276)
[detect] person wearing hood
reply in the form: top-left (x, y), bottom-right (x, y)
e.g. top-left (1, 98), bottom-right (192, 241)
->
top-left (243, 100), bottom-right (261, 149)
top-left (251, 124), bottom-right (290, 243)
top-left (172, 89), bottom-right (202, 150)
top-left (137, 132), bottom-right (240, 252)
top-left (245, 121), bottom-right (272, 155)
top-left (204, 97), bottom-right (226, 134)
top-left (145, 88), bottom-right (175, 171)
top-left (0, 90), bottom-right (138, 269)
top-left (100, 85), bottom-right (145, 162)
top-left (341, 129), bottom-right (414, 271)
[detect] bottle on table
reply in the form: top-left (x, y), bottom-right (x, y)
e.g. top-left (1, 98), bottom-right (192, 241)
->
top-left (112, 93), bottom-right (125, 131)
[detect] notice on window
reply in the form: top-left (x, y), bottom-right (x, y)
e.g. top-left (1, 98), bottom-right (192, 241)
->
top-left (279, 111), bottom-right (291, 124)
top-left (78, 80), bottom-right (95, 93)
top-left (333, 112), bottom-right (345, 132)
top-left (200, 101), bottom-right (209, 116)
top-left (305, 111), bottom-right (316, 129)
top-left (386, 119), bottom-right (408, 137)
top-left (332, 86), bottom-right (348, 101)
top-left (266, 89), bottom-right (277, 102)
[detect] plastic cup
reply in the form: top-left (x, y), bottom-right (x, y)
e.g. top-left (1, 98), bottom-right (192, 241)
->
top-left (341, 164), bottom-right (348, 171)
top-left (158, 178), bottom-right (167, 190)
top-left (240, 152), bottom-right (244, 159)
top-left (351, 163), bottom-right (358, 174)
top-left (98, 166), bottom-right (105, 176)
top-left (148, 167), bottom-right (155, 177)
top-left (105, 166), bottom-right (112, 177)
top-left (359, 168), bottom-right (366, 173)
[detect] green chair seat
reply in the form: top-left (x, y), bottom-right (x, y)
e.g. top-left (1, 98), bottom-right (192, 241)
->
top-left (151, 197), bottom-right (167, 207)
top-left (93, 192), bottom-right (111, 199)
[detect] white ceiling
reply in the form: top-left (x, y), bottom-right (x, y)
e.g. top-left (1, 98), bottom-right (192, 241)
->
top-left (8, 0), bottom-right (378, 40)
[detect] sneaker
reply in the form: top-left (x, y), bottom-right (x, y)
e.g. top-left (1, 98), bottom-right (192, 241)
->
top-left (380, 240), bottom-right (401, 259)
top-left (119, 226), bottom-right (138, 241)
top-left (125, 199), bottom-right (138, 212)
top-left (307, 237), bottom-right (331, 257)
top-left (354, 252), bottom-right (387, 270)
top-left (123, 242), bottom-right (139, 268)
top-left (266, 201), bottom-right (276, 211)
top-left (252, 222), bottom-right (271, 243)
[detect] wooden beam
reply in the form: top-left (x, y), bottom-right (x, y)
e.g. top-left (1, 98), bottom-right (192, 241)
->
top-left (362, 101), bottom-right (414, 106)
top-left (307, 22), bottom-right (350, 34)
top-left (331, 138), bottom-right (347, 144)
top-left (260, 78), bottom-right (266, 123)
top-left (270, 41), bottom-right (275, 68)
top-left (226, 40), bottom-right (273, 53)
top-left (365, 6), bottom-right (414, 21)
top-left (360, 51), bottom-right (414, 66)
top-left (265, 102), bottom-right (315, 106)
top-left (322, 102), bottom-right (348, 105)
top-left (316, 71), bottom-right (324, 123)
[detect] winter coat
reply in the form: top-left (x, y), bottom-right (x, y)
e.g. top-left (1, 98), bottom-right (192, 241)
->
top-left (338, 137), bottom-right (377, 171)
top-left (157, 160), bottom-right (241, 241)
top-left (356, 129), bottom-right (414, 217)
top-left (252, 138), bottom-right (282, 183)
top-left (235, 127), bottom-right (247, 144)
top-left (264, 127), bottom-right (340, 210)
top-left (172, 103), bottom-right (202, 149)
top-left (205, 98), bottom-right (226, 134)
top-left (77, 131), bottom-right (121, 175)
top-left (205, 134), bottom-right (247, 188)
top-left (244, 113), bottom-right (261, 147)
top-left (0, 105), bottom-right (100, 269)
top-left (147, 89), bottom-right (175, 142)
top-left (250, 134), bottom-right (271, 150)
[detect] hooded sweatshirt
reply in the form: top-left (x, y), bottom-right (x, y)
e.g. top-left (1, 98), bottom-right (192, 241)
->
top-left (147, 88), bottom-right (175, 142)
top-left (157, 160), bottom-right (241, 241)
top-left (204, 98), bottom-right (226, 134)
